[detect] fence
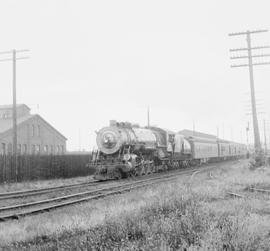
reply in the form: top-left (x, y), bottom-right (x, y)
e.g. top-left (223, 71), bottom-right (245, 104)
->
top-left (0, 154), bottom-right (95, 183)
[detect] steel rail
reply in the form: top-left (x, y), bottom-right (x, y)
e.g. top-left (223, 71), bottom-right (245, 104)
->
top-left (227, 192), bottom-right (245, 198)
top-left (0, 180), bottom-right (100, 200)
top-left (249, 187), bottom-right (270, 194)
top-left (0, 166), bottom-right (215, 221)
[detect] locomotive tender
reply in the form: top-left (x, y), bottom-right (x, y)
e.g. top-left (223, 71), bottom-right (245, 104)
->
top-left (91, 120), bottom-right (247, 180)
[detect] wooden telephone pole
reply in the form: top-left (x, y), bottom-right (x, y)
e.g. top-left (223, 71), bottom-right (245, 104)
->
top-left (0, 49), bottom-right (29, 181)
top-left (229, 30), bottom-right (270, 162)
top-left (147, 105), bottom-right (150, 128)
top-left (263, 119), bottom-right (267, 153)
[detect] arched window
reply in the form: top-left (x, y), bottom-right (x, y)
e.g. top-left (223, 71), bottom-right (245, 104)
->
top-left (7, 143), bottom-right (12, 154)
top-left (17, 144), bottom-right (21, 154)
top-left (44, 145), bottom-right (48, 154)
top-left (31, 145), bottom-right (35, 154)
top-left (1, 143), bottom-right (6, 155)
top-left (32, 125), bottom-right (35, 137)
top-left (36, 145), bottom-right (40, 154)
top-left (37, 125), bottom-right (41, 137)
top-left (23, 144), bottom-right (27, 154)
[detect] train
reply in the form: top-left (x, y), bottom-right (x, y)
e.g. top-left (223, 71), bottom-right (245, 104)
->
top-left (90, 120), bottom-right (248, 180)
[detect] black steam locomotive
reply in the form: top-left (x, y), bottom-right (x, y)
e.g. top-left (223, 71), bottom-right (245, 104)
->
top-left (91, 120), bottom-right (247, 180)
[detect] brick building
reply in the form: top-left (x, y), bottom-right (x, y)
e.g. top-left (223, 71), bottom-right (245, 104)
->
top-left (0, 104), bottom-right (67, 155)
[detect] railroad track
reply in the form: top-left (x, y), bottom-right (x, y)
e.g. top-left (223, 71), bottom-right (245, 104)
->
top-left (0, 169), bottom-right (190, 201)
top-left (0, 180), bottom-right (100, 200)
top-left (227, 187), bottom-right (270, 199)
top-left (249, 187), bottom-right (270, 194)
top-left (227, 192), bottom-right (245, 198)
top-left (0, 163), bottom-right (218, 221)
top-left (0, 161), bottom-right (224, 202)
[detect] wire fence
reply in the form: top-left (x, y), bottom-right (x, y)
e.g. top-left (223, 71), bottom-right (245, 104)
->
top-left (0, 154), bottom-right (95, 183)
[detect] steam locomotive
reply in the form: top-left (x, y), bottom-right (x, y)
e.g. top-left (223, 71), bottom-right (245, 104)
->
top-left (91, 120), bottom-right (247, 180)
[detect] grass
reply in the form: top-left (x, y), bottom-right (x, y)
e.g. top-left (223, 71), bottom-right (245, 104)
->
top-left (1, 160), bottom-right (270, 250)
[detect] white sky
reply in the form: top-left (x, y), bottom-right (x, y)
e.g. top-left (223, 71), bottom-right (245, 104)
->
top-left (0, 0), bottom-right (270, 151)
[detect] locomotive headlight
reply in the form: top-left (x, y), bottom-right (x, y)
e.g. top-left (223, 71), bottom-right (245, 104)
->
top-left (102, 132), bottom-right (117, 149)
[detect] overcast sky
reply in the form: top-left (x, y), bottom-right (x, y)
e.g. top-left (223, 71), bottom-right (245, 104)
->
top-left (0, 0), bottom-right (270, 150)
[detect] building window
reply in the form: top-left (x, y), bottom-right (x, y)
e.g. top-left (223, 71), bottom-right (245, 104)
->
top-left (44, 145), bottom-right (48, 154)
top-left (17, 144), bottom-right (21, 154)
top-left (1, 113), bottom-right (8, 119)
top-left (7, 143), bottom-right (12, 154)
top-left (50, 145), bottom-right (54, 154)
top-left (36, 145), bottom-right (40, 154)
top-left (23, 144), bottom-right (27, 154)
top-left (31, 145), bottom-right (35, 154)
top-left (37, 125), bottom-right (41, 137)
top-left (61, 145), bottom-right (64, 154)
top-left (32, 125), bottom-right (35, 137)
top-left (1, 143), bottom-right (6, 155)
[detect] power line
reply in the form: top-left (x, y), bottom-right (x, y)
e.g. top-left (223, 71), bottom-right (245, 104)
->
top-left (229, 29), bottom-right (270, 160)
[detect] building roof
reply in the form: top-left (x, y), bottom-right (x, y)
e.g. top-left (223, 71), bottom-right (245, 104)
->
top-left (0, 104), bottom-right (31, 110)
top-left (178, 129), bottom-right (217, 139)
top-left (0, 114), bottom-right (34, 134)
top-left (0, 114), bottom-right (67, 140)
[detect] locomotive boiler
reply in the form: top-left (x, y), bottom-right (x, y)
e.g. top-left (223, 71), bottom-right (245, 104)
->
top-left (96, 120), bottom-right (157, 155)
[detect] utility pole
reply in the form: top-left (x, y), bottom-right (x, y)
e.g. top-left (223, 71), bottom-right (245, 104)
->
top-left (246, 122), bottom-right (250, 150)
top-left (147, 105), bottom-right (150, 128)
top-left (78, 129), bottom-right (81, 151)
top-left (0, 49), bottom-right (29, 181)
top-left (263, 119), bottom-right (267, 153)
top-left (240, 130), bottom-right (243, 143)
top-left (229, 29), bottom-right (270, 162)
top-left (12, 50), bottom-right (17, 177)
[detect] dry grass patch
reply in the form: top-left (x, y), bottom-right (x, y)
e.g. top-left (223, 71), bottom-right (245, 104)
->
top-left (1, 160), bottom-right (270, 250)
